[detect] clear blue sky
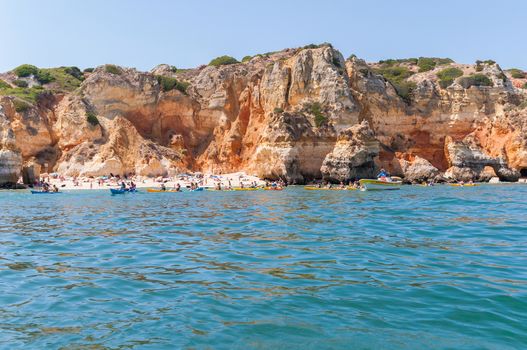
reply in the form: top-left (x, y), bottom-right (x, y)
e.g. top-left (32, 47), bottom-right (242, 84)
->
top-left (1, 0), bottom-right (525, 72)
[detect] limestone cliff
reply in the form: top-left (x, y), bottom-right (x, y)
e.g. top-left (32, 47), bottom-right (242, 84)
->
top-left (0, 101), bottom-right (22, 186)
top-left (0, 44), bottom-right (526, 185)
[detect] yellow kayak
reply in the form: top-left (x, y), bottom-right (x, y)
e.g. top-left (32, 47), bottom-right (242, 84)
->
top-left (304, 186), bottom-right (357, 191)
top-left (146, 188), bottom-right (180, 193)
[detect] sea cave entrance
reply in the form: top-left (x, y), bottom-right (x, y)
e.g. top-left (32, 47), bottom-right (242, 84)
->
top-left (520, 168), bottom-right (527, 178)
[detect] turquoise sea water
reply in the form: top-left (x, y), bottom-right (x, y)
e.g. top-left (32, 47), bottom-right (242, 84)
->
top-left (0, 185), bottom-right (526, 349)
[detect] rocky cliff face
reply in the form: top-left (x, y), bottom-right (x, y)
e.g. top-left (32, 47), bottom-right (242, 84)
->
top-left (0, 101), bottom-right (22, 186)
top-left (320, 121), bottom-right (379, 181)
top-left (1, 44), bottom-right (526, 185)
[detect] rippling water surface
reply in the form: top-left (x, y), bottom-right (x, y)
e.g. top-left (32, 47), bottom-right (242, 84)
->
top-left (1, 185), bottom-right (527, 349)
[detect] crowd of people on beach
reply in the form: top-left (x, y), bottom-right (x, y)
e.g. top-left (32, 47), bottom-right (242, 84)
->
top-left (30, 172), bottom-right (265, 191)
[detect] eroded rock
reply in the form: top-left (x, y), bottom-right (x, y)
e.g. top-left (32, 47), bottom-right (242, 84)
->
top-left (320, 121), bottom-right (379, 182)
top-left (398, 155), bottom-right (439, 183)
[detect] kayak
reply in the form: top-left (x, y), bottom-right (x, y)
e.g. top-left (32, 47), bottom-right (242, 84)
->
top-left (232, 187), bottom-right (260, 191)
top-left (304, 186), bottom-right (357, 191)
top-left (31, 190), bottom-right (60, 194)
top-left (146, 188), bottom-right (180, 193)
top-left (189, 187), bottom-right (204, 192)
top-left (449, 184), bottom-right (477, 187)
top-left (359, 179), bottom-right (402, 190)
top-left (110, 188), bottom-right (138, 194)
top-left (264, 187), bottom-right (284, 191)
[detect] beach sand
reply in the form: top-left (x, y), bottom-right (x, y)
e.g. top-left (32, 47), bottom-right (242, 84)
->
top-left (34, 172), bottom-right (266, 191)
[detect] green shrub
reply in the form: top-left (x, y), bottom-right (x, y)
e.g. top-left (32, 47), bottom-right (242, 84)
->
top-left (170, 65), bottom-right (178, 72)
top-left (0, 79), bottom-right (10, 89)
top-left (417, 57), bottom-right (436, 72)
top-left (156, 75), bottom-right (189, 94)
top-left (105, 65), bottom-right (122, 75)
top-left (417, 57), bottom-right (454, 73)
top-left (508, 69), bottom-right (525, 79)
top-left (436, 67), bottom-right (463, 88)
top-left (374, 65), bottom-right (416, 101)
top-left (347, 54), bottom-right (357, 60)
top-left (394, 81), bottom-right (417, 102)
top-left (302, 43), bottom-right (332, 50)
top-left (208, 55), bottom-right (239, 67)
top-left (83, 68), bottom-right (94, 73)
top-left (13, 79), bottom-right (28, 88)
top-left (435, 58), bottom-right (454, 65)
top-left (376, 66), bottom-right (414, 80)
top-left (35, 70), bottom-right (54, 84)
top-left (13, 99), bottom-right (31, 113)
top-left (0, 86), bottom-right (44, 104)
top-left (13, 64), bottom-right (38, 77)
top-left (242, 55), bottom-right (252, 63)
top-left (378, 58), bottom-right (418, 66)
top-left (64, 66), bottom-right (83, 80)
top-left (36, 67), bottom-right (82, 91)
top-left (308, 102), bottom-right (327, 127)
top-left (523, 82), bottom-right (527, 89)
top-left (458, 74), bottom-right (493, 88)
top-left (86, 112), bottom-right (99, 126)
top-left (157, 76), bottom-right (176, 91)
top-left (175, 80), bottom-right (190, 94)
top-left (303, 44), bottom-right (319, 49)
top-left (470, 74), bottom-right (493, 87)
top-left (273, 107), bottom-right (284, 113)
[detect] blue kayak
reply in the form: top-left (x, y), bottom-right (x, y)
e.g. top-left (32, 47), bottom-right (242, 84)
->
top-left (31, 190), bottom-right (60, 194)
top-left (110, 188), bottom-right (138, 195)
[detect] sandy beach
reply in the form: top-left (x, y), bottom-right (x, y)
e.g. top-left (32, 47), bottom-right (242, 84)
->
top-left (32, 172), bottom-right (267, 191)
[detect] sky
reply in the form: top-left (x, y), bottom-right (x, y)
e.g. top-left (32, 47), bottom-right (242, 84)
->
top-left (1, 0), bottom-right (525, 72)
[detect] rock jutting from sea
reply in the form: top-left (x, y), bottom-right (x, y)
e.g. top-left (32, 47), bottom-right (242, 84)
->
top-left (0, 44), bottom-right (526, 185)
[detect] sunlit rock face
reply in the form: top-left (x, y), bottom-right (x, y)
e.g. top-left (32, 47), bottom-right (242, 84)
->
top-left (1, 44), bottom-right (526, 182)
top-left (0, 102), bottom-right (22, 186)
top-left (320, 121), bottom-right (379, 182)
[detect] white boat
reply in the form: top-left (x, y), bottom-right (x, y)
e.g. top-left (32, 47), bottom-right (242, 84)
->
top-left (359, 177), bottom-right (402, 190)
